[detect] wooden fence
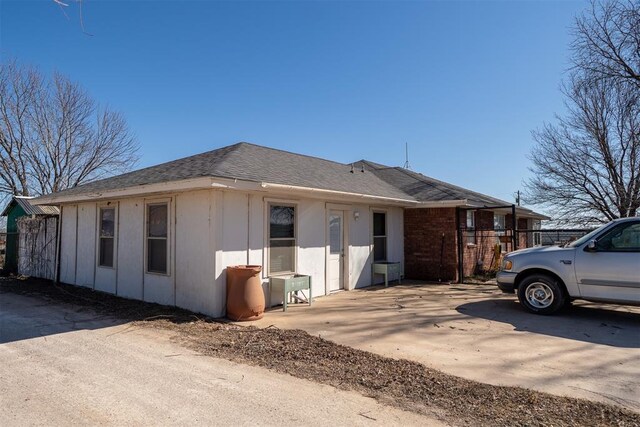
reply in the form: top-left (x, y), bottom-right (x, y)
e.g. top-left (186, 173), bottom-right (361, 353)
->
top-left (17, 216), bottom-right (58, 280)
top-left (0, 232), bottom-right (6, 269)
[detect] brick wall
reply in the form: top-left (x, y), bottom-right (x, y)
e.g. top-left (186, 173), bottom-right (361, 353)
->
top-left (458, 209), bottom-right (500, 276)
top-left (517, 218), bottom-right (528, 248)
top-left (404, 207), bottom-right (536, 282)
top-left (404, 208), bottom-right (458, 282)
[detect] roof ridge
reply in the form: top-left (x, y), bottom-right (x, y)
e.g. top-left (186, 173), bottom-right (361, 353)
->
top-left (236, 142), bottom-right (358, 168)
top-left (392, 167), bottom-right (466, 201)
top-left (62, 142), bottom-right (245, 191)
top-left (355, 159), bottom-right (402, 171)
top-left (34, 142), bottom-right (416, 203)
top-left (355, 161), bottom-right (467, 201)
top-left (398, 167), bottom-right (509, 205)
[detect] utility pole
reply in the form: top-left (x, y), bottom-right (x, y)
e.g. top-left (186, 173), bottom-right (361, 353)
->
top-left (515, 190), bottom-right (521, 206)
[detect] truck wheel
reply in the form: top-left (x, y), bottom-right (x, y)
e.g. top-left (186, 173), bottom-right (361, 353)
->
top-left (517, 274), bottom-right (566, 315)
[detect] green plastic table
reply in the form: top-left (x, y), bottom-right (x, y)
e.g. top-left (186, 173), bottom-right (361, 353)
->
top-left (269, 274), bottom-right (312, 311)
top-left (371, 262), bottom-right (402, 287)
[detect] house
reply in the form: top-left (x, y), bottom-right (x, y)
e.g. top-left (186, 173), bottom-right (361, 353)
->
top-left (32, 142), bottom-right (546, 317)
top-left (1, 196), bottom-right (60, 275)
top-left (32, 143), bottom-right (412, 317)
top-left (358, 161), bottom-right (548, 281)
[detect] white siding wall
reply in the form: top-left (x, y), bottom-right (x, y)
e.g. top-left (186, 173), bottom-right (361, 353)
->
top-left (215, 191), bottom-right (250, 316)
top-left (116, 199), bottom-right (144, 300)
top-left (247, 194), bottom-right (264, 266)
top-left (296, 200), bottom-right (327, 297)
top-left (57, 189), bottom-right (405, 317)
top-left (75, 203), bottom-right (96, 288)
top-left (349, 205), bottom-right (372, 289)
top-left (175, 190), bottom-right (216, 315)
top-left (59, 204), bottom-right (77, 285)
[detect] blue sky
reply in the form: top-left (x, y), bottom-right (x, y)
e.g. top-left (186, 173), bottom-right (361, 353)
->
top-left (1, 0), bottom-right (586, 205)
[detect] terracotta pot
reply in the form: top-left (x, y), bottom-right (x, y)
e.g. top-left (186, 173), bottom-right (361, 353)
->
top-left (226, 265), bottom-right (264, 321)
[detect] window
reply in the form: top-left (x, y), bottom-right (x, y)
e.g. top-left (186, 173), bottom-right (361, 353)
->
top-left (533, 219), bottom-right (542, 246)
top-left (494, 214), bottom-right (506, 235)
top-left (98, 207), bottom-right (115, 267)
top-left (595, 221), bottom-right (640, 252)
top-left (147, 203), bottom-right (168, 274)
top-left (465, 210), bottom-right (476, 245)
top-left (373, 212), bottom-right (387, 262)
top-left (269, 205), bottom-right (295, 275)
top-left (493, 213), bottom-right (506, 251)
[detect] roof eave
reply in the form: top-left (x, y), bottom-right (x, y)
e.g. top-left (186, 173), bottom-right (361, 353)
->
top-left (413, 200), bottom-right (469, 208)
top-left (259, 182), bottom-right (418, 206)
top-left (517, 211), bottom-right (551, 221)
top-left (31, 177), bottom-right (220, 205)
top-left (411, 200), bottom-right (550, 219)
top-left (0, 200), bottom-right (16, 216)
top-left (32, 176), bottom-right (419, 207)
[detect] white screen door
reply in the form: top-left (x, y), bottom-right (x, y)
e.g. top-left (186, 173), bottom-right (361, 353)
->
top-left (328, 210), bottom-right (344, 292)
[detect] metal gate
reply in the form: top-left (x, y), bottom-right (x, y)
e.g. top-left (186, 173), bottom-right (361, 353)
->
top-left (456, 205), bottom-right (519, 281)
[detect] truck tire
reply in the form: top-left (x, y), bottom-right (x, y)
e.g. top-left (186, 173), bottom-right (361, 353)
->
top-left (517, 274), bottom-right (566, 315)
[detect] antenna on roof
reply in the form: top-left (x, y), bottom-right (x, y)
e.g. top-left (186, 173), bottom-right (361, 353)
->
top-left (403, 142), bottom-right (411, 169)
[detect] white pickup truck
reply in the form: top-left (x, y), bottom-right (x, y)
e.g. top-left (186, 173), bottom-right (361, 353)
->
top-left (497, 217), bottom-right (640, 314)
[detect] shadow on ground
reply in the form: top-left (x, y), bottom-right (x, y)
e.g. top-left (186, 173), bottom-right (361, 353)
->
top-left (456, 298), bottom-right (640, 348)
top-left (0, 292), bottom-right (129, 344)
top-left (0, 278), bottom-right (202, 344)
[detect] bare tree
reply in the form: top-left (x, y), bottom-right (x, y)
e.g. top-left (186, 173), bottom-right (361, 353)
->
top-left (527, 1), bottom-right (640, 226)
top-left (572, 0), bottom-right (640, 87)
top-left (0, 60), bottom-right (138, 200)
top-left (527, 75), bottom-right (640, 225)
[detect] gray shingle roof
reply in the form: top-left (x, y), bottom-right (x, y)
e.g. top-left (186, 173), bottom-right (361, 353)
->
top-left (358, 160), bottom-right (511, 206)
top-left (31, 142), bottom-right (546, 218)
top-left (36, 142), bottom-right (414, 202)
top-left (1, 196), bottom-right (60, 216)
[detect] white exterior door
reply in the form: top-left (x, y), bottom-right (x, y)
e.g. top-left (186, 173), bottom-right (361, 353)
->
top-left (328, 210), bottom-right (344, 292)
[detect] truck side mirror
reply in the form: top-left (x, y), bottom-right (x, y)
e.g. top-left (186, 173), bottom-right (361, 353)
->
top-left (586, 240), bottom-right (597, 252)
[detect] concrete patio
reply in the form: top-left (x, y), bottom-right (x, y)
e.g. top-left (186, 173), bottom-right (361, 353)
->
top-left (247, 281), bottom-right (640, 412)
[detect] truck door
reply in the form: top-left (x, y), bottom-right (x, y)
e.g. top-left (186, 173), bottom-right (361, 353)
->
top-left (574, 220), bottom-right (640, 303)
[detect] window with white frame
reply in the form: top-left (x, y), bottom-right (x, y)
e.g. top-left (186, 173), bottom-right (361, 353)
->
top-left (533, 219), bottom-right (542, 246)
top-left (146, 203), bottom-right (168, 274)
top-left (494, 214), bottom-right (506, 236)
top-left (465, 210), bottom-right (476, 245)
top-left (494, 213), bottom-right (507, 252)
top-left (269, 204), bottom-right (296, 275)
top-left (98, 207), bottom-right (115, 267)
top-left (373, 211), bottom-right (387, 262)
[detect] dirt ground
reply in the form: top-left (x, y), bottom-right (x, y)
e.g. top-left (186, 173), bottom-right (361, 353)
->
top-left (1, 278), bottom-right (638, 426)
top-left (248, 281), bottom-right (640, 412)
top-left (1, 291), bottom-right (436, 426)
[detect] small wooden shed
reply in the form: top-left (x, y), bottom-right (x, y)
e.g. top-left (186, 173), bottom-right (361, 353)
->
top-left (1, 196), bottom-right (59, 276)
